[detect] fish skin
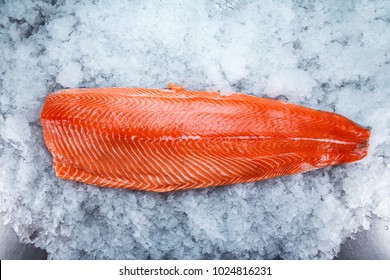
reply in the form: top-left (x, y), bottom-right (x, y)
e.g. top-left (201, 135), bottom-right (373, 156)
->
top-left (40, 84), bottom-right (370, 192)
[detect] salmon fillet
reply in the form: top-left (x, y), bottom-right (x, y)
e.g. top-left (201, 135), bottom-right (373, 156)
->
top-left (40, 84), bottom-right (370, 192)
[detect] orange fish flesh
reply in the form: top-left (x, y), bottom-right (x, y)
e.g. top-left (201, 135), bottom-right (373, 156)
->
top-left (40, 84), bottom-right (370, 192)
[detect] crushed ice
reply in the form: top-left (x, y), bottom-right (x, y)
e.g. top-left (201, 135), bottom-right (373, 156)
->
top-left (0, 0), bottom-right (389, 259)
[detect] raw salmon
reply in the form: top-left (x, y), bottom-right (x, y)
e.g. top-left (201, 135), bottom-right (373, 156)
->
top-left (40, 84), bottom-right (370, 192)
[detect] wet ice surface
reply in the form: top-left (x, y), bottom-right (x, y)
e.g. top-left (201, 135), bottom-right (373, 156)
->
top-left (0, 0), bottom-right (389, 259)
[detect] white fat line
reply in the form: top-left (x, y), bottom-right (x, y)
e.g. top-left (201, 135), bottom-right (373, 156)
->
top-left (289, 137), bottom-right (358, 145)
top-left (157, 135), bottom-right (273, 141)
top-left (121, 134), bottom-right (359, 145)
top-left (160, 135), bottom-right (202, 140)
